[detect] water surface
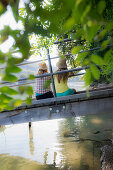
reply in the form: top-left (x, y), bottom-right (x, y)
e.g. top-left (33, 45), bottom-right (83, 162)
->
top-left (0, 112), bottom-right (113, 170)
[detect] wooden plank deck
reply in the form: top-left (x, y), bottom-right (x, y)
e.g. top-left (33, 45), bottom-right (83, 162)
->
top-left (0, 86), bottom-right (113, 125)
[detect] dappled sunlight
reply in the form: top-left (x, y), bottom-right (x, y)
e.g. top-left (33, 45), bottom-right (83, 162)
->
top-left (0, 154), bottom-right (42, 170)
top-left (91, 118), bottom-right (103, 124)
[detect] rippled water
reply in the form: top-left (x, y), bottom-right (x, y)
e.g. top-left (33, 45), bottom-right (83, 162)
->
top-left (0, 112), bottom-right (113, 170)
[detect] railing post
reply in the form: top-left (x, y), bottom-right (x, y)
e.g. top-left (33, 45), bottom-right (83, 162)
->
top-left (47, 48), bottom-right (56, 98)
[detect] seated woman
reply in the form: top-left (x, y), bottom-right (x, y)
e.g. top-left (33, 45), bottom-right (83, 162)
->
top-left (35, 62), bottom-right (53, 100)
top-left (54, 58), bottom-right (76, 97)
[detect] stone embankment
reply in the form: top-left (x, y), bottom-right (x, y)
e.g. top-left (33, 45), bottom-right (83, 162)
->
top-left (101, 140), bottom-right (113, 170)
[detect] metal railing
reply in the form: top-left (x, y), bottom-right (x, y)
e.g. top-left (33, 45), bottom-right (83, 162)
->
top-left (1, 66), bottom-right (87, 85)
top-left (0, 44), bottom-right (112, 70)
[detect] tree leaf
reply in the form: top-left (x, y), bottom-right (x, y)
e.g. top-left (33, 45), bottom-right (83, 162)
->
top-left (86, 24), bottom-right (100, 42)
top-left (18, 86), bottom-right (26, 94)
top-left (0, 86), bottom-right (18, 95)
top-left (0, 94), bottom-right (12, 103)
top-left (97, 1), bottom-right (106, 14)
top-left (101, 40), bottom-right (108, 50)
top-left (3, 74), bottom-right (18, 82)
top-left (104, 49), bottom-right (112, 64)
top-left (0, 51), bottom-right (5, 63)
top-left (84, 69), bottom-right (92, 86)
top-left (14, 99), bottom-right (22, 107)
top-left (90, 64), bottom-right (100, 80)
top-left (43, 79), bottom-right (51, 89)
top-left (63, 17), bottom-right (75, 31)
top-left (71, 46), bottom-right (82, 54)
top-left (25, 86), bottom-right (33, 96)
top-left (91, 55), bottom-right (104, 65)
top-left (25, 97), bottom-right (32, 105)
top-left (10, 0), bottom-right (19, 22)
top-left (5, 65), bottom-right (22, 73)
top-left (29, 74), bottom-right (35, 80)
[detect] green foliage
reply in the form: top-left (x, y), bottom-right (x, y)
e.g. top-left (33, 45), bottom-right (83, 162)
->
top-left (90, 64), bottom-right (100, 80)
top-left (18, 86), bottom-right (33, 96)
top-left (101, 57), bottom-right (113, 83)
top-left (25, 86), bottom-right (33, 96)
top-left (0, 86), bottom-right (18, 95)
top-left (43, 79), bottom-right (51, 89)
top-left (25, 97), bottom-right (32, 105)
top-left (5, 65), bottom-right (22, 74)
top-left (29, 34), bottom-right (56, 58)
top-left (3, 74), bottom-right (18, 82)
top-left (29, 74), bottom-right (35, 80)
top-left (84, 69), bottom-right (92, 86)
top-left (18, 86), bottom-right (26, 94)
top-left (8, 99), bottom-right (22, 109)
top-left (0, 0), bottom-right (113, 111)
top-left (91, 55), bottom-right (104, 65)
top-left (104, 49), bottom-right (112, 63)
top-left (71, 46), bottom-right (82, 55)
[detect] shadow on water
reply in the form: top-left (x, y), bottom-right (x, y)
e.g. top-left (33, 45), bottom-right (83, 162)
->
top-left (0, 112), bottom-right (113, 170)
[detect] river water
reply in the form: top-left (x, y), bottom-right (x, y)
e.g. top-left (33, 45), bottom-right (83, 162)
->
top-left (0, 112), bottom-right (113, 170)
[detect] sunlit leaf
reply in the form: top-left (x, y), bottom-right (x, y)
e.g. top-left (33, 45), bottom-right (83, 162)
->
top-left (25, 86), bottom-right (33, 96)
top-left (86, 24), bottom-right (100, 42)
top-left (5, 65), bottom-right (22, 73)
top-left (76, 0), bottom-right (83, 7)
top-left (14, 99), bottom-right (22, 107)
top-left (0, 86), bottom-right (18, 95)
top-left (25, 97), bottom-right (32, 105)
top-left (97, 1), bottom-right (106, 14)
top-left (84, 69), bottom-right (92, 86)
top-left (8, 99), bottom-right (22, 108)
top-left (99, 30), bottom-right (107, 39)
top-left (43, 79), bottom-right (51, 89)
top-left (8, 100), bottom-right (15, 109)
top-left (75, 52), bottom-right (88, 65)
top-left (7, 57), bottom-right (22, 65)
top-left (106, 22), bottom-right (113, 31)
top-left (63, 17), bottom-right (75, 31)
top-left (71, 46), bottom-right (82, 54)
top-left (0, 94), bottom-right (12, 103)
top-left (10, 0), bottom-right (19, 22)
top-left (91, 55), bottom-right (104, 65)
top-left (18, 86), bottom-right (26, 94)
top-left (90, 64), bottom-right (100, 80)
top-left (29, 74), bottom-right (35, 80)
top-left (86, 88), bottom-right (90, 98)
top-left (0, 3), bottom-right (4, 12)
top-left (101, 40), bottom-right (108, 50)
top-left (104, 49), bottom-right (112, 64)
top-left (3, 74), bottom-right (18, 82)
top-left (60, 55), bottom-right (65, 59)
top-left (83, 59), bottom-right (89, 66)
top-left (81, 5), bottom-right (91, 22)
top-left (0, 51), bottom-right (5, 63)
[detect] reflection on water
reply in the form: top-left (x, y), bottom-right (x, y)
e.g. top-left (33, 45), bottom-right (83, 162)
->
top-left (29, 126), bottom-right (34, 155)
top-left (0, 113), bottom-right (113, 170)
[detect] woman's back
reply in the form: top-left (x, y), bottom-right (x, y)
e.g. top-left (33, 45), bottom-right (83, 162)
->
top-left (36, 76), bottom-right (50, 94)
top-left (54, 58), bottom-right (76, 97)
top-left (54, 74), bottom-right (69, 93)
top-left (35, 62), bottom-right (53, 99)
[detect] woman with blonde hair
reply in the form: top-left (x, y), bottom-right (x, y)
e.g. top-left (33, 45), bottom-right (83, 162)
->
top-left (35, 62), bottom-right (53, 100)
top-left (54, 58), bottom-right (76, 97)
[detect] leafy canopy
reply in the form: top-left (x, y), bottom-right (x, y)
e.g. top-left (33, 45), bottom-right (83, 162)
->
top-left (0, 0), bottom-right (113, 111)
